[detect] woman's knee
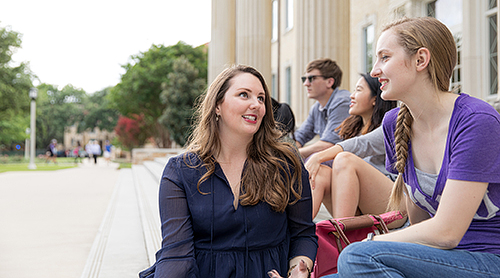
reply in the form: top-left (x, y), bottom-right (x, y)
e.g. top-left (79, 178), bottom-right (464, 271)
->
top-left (332, 152), bottom-right (358, 173)
top-left (338, 242), bottom-right (370, 263)
top-left (337, 242), bottom-right (370, 275)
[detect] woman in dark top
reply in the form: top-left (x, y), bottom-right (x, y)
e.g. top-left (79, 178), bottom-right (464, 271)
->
top-left (139, 64), bottom-right (317, 278)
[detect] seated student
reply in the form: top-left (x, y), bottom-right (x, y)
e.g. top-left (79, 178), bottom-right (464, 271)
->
top-left (139, 65), bottom-right (317, 278)
top-left (332, 17), bottom-right (500, 277)
top-left (272, 97), bottom-right (296, 138)
top-left (305, 74), bottom-right (401, 224)
top-left (294, 58), bottom-right (350, 160)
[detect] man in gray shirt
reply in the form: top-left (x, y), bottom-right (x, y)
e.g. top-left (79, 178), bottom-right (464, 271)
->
top-left (294, 58), bottom-right (350, 159)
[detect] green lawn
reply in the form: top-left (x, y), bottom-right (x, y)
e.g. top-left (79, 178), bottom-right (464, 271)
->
top-left (0, 163), bottom-right (77, 173)
top-left (0, 157), bottom-right (78, 173)
top-left (0, 156), bottom-right (132, 173)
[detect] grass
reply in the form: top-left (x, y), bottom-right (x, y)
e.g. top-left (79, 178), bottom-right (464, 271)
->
top-left (112, 158), bottom-right (132, 169)
top-left (0, 163), bottom-right (77, 173)
top-left (0, 157), bottom-right (78, 173)
top-left (0, 155), bottom-right (132, 173)
top-left (117, 162), bottom-right (132, 169)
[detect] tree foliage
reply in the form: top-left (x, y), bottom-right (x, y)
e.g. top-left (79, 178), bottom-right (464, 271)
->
top-left (159, 56), bottom-right (206, 146)
top-left (109, 41), bottom-right (207, 147)
top-left (35, 84), bottom-right (86, 148)
top-left (0, 23), bottom-right (33, 148)
top-left (78, 87), bottom-right (119, 133)
top-left (114, 114), bottom-right (149, 151)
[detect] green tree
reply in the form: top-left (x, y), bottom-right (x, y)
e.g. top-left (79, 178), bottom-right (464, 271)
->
top-left (78, 87), bottom-right (119, 133)
top-left (35, 84), bottom-right (86, 148)
top-left (159, 56), bottom-right (206, 146)
top-left (109, 41), bottom-right (207, 148)
top-left (0, 23), bottom-right (34, 148)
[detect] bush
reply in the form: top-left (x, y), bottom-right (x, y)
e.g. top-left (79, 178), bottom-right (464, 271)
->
top-left (10, 155), bottom-right (23, 162)
top-left (0, 155), bottom-right (25, 164)
top-left (0, 155), bottom-right (8, 164)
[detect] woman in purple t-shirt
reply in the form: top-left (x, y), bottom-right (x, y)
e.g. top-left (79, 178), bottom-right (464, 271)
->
top-left (329, 17), bottom-right (500, 277)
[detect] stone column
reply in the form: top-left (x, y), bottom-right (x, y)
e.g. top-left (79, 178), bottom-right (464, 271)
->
top-left (235, 0), bottom-right (273, 85)
top-left (208, 0), bottom-right (236, 83)
top-left (461, 0), bottom-right (482, 99)
top-left (295, 0), bottom-right (350, 124)
top-left (495, 0), bottom-right (500, 111)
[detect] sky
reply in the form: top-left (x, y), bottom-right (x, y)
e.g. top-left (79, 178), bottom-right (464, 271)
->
top-left (0, 0), bottom-right (211, 94)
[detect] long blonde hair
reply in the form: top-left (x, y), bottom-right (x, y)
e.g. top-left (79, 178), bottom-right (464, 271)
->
top-left (384, 17), bottom-right (457, 211)
top-left (185, 64), bottom-right (303, 212)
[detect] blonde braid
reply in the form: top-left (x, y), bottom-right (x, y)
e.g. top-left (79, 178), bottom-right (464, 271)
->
top-left (388, 104), bottom-right (413, 211)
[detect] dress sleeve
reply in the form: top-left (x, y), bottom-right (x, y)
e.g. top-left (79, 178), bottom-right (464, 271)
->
top-left (286, 162), bottom-right (318, 262)
top-left (337, 126), bottom-right (385, 158)
top-left (153, 158), bottom-right (199, 278)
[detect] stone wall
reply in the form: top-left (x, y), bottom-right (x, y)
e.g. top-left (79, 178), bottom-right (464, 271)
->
top-left (131, 148), bottom-right (184, 165)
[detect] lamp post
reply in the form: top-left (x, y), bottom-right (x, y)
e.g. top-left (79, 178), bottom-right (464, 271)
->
top-left (25, 128), bottom-right (30, 160)
top-left (28, 88), bottom-right (38, 170)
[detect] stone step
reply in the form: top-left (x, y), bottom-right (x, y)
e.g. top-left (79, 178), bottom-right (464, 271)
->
top-left (132, 164), bottom-right (162, 265)
top-left (154, 157), bottom-right (169, 166)
top-left (80, 153), bottom-right (185, 277)
top-left (142, 160), bottom-right (164, 182)
top-left (80, 169), bottom-right (149, 278)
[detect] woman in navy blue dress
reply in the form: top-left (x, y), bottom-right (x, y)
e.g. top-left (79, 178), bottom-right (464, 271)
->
top-left (139, 65), bottom-right (317, 278)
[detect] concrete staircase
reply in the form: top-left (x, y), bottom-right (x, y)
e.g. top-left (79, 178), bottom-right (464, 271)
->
top-left (80, 156), bottom-right (172, 278)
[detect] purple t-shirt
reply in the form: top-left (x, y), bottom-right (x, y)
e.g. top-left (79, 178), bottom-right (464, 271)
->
top-left (383, 93), bottom-right (500, 255)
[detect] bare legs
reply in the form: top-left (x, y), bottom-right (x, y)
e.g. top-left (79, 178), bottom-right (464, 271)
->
top-left (312, 164), bottom-right (334, 218)
top-left (312, 152), bottom-right (406, 227)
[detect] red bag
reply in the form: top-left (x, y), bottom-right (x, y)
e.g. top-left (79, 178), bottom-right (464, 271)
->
top-left (311, 211), bottom-right (405, 278)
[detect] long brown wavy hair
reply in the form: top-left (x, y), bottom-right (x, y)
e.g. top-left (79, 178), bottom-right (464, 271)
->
top-left (185, 64), bottom-right (303, 212)
top-left (336, 73), bottom-right (397, 139)
top-left (384, 17), bottom-right (457, 211)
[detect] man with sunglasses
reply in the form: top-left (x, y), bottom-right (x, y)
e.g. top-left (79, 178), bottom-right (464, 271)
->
top-left (294, 58), bottom-right (350, 160)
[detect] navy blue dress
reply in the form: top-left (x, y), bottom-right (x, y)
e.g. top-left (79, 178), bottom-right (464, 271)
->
top-left (149, 152), bottom-right (317, 278)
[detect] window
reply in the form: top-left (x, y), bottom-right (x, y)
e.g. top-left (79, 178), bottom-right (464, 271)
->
top-left (451, 33), bottom-right (462, 93)
top-left (429, 0), bottom-right (463, 92)
top-left (286, 0), bottom-right (293, 30)
top-left (489, 0), bottom-right (498, 9)
top-left (487, 1), bottom-right (498, 95)
top-left (427, 1), bottom-right (437, 17)
top-left (285, 67), bottom-right (292, 104)
top-left (272, 74), bottom-right (277, 99)
top-left (363, 24), bottom-right (375, 72)
top-left (433, 0), bottom-right (462, 28)
top-left (272, 0), bottom-right (278, 41)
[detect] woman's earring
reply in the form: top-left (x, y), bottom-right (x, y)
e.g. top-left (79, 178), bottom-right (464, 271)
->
top-left (216, 114), bottom-right (219, 121)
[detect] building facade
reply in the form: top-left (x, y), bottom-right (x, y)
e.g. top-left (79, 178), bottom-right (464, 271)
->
top-left (209, 0), bottom-right (500, 125)
top-left (63, 125), bottom-right (115, 152)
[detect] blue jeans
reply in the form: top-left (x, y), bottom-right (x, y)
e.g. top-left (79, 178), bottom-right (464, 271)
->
top-left (322, 241), bottom-right (500, 278)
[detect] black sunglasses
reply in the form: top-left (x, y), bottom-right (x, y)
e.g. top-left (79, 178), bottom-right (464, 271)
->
top-left (301, 75), bottom-right (326, 83)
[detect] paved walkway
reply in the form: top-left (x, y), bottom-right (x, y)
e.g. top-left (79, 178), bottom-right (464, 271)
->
top-left (0, 158), bottom-right (120, 278)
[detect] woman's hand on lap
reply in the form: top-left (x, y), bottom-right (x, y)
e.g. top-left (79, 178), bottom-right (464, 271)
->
top-left (304, 154), bottom-right (321, 189)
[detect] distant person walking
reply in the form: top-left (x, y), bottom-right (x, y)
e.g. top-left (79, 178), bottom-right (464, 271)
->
top-left (85, 140), bottom-right (93, 163)
top-left (90, 140), bottom-right (101, 164)
top-left (103, 140), bottom-right (112, 165)
top-left (45, 139), bottom-right (58, 164)
top-left (73, 142), bottom-right (82, 164)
